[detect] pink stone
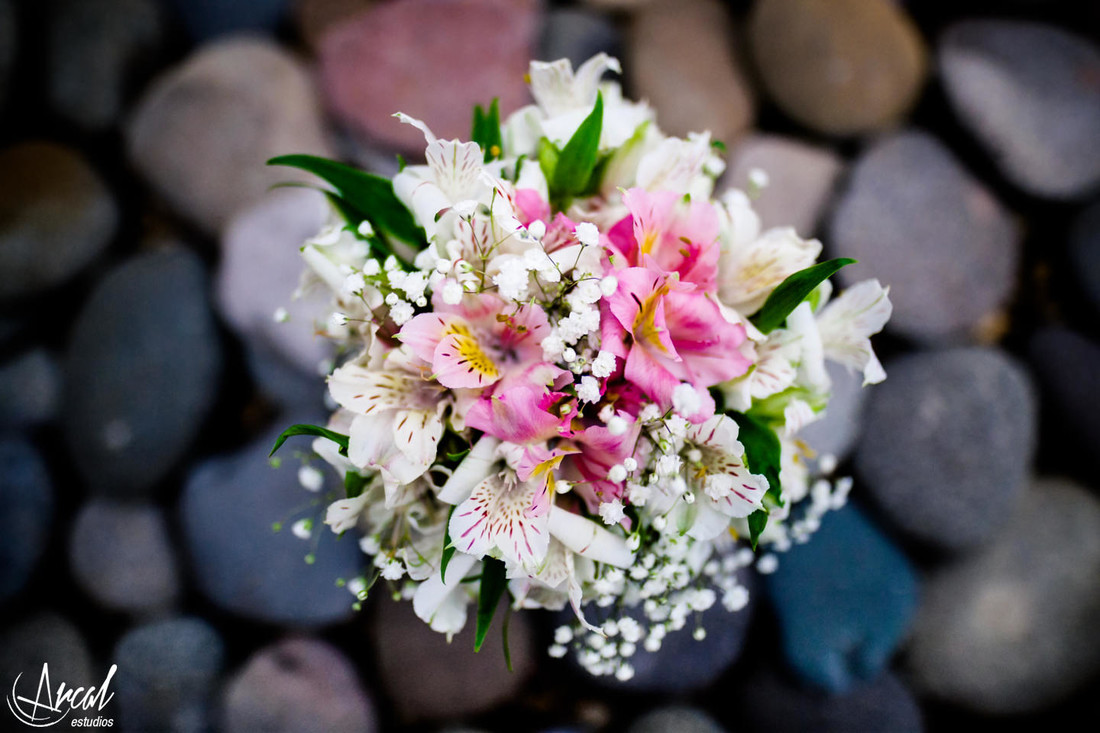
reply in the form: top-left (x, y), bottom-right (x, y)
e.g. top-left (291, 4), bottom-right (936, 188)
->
top-left (319, 0), bottom-right (538, 153)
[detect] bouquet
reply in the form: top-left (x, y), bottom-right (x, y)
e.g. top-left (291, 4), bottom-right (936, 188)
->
top-left (269, 54), bottom-right (891, 679)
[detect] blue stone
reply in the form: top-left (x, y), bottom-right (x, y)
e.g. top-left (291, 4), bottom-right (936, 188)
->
top-left (0, 438), bottom-right (54, 603)
top-left (163, 0), bottom-right (290, 41)
top-left (180, 418), bottom-right (363, 626)
top-left (763, 504), bottom-right (919, 693)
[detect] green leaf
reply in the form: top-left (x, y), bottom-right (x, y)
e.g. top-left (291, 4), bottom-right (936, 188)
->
top-left (440, 506), bottom-right (457, 579)
top-left (320, 191), bottom-right (393, 261)
top-left (471, 98), bottom-right (503, 162)
top-left (475, 557), bottom-right (508, 653)
top-left (729, 411), bottom-right (783, 549)
top-left (502, 603), bottom-right (514, 673)
top-left (750, 258), bottom-right (857, 334)
top-left (344, 471), bottom-right (368, 499)
top-left (537, 137), bottom-right (560, 185)
top-left (551, 92), bottom-right (603, 197)
top-left (269, 424), bottom-right (349, 458)
top-left (268, 154), bottom-right (426, 252)
top-left (747, 509), bottom-right (768, 551)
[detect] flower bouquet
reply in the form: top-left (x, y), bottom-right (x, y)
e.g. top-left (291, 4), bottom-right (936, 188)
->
top-left (269, 54), bottom-right (891, 680)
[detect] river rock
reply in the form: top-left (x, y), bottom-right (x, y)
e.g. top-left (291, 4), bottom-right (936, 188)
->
top-left (127, 38), bottom-right (332, 234)
top-left (725, 133), bottom-right (843, 236)
top-left (217, 188), bottom-right (333, 377)
top-left (47, 0), bottom-right (165, 130)
top-left (70, 500), bottom-right (180, 614)
top-left (0, 614), bottom-right (95, 695)
top-left (63, 249), bottom-right (222, 498)
top-left (0, 349), bottom-right (61, 429)
top-left (163, 0), bottom-right (291, 41)
top-left (829, 129), bottom-right (1020, 343)
top-left (629, 706), bottom-right (726, 733)
top-left (800, 361), bottom-right (868, 464)
top-left (856, 347), bottom-right (1036, 552)
top-left (319, 0), bottom-right (538, 152)
top-left (0, 142), bottom-right (117, 300)
top-left (748, 0), bottom-right (927, 136)
top-left (294, 0), bottom-right (374, 50)
top-left (939, 20), bottom-right (1100, 199)
top-left (112, 617), bottom-right (224, 732)
top-left (1070, 199), bottom-right (1100, 317)
top-left (763, 504), bottom-right (919, 693)
top-left (1029, 327), bottom-right (1100, 457)
top-left (736, 666), bottom-right (923, 733)
top-left (0, 438), bottom-right (54, 603)
top-left (180, 419), bottom-right (362, 625)
top-left (370, 594), bottom-right (536, 721)
top-left (628, 0), bottom-right (754, 146)
top-left (540, 8), bottom-right (621, 69)
top-left (907, 478), bottom-right (1100, 713)
top-left (222, 638), bottom-right (377, 732)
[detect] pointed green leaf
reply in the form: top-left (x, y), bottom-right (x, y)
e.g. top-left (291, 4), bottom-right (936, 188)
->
top-left (344, 471), bottom-right (368, 499)
top-left (729, 411), bottom-right (783, 549)
top-left (269, 424), bottom-right (349, 458)
top-left (747, 508), bottom-right (768, 551)
top-left (268, 154), bottom-right (426, 251)
top-left (537, 137), bottom-right (560, 185)
top-left (471, 98), bottom-right (503, 162)
top-left (475, 557), bottom-right (507, 652)
top-left (502, 602), bottom-right (514, 672)
top-left (750, 258), bottom-right (857, 334)
top-left (320, 191), bottom-right (394, 262)
top-left (552, 92), bottom-right (603, 197)
top-left (440, 505), bottom-right (457, 579)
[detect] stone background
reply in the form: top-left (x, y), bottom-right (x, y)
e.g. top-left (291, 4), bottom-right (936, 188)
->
top-left (1, 0), bottom-right (1099, 731)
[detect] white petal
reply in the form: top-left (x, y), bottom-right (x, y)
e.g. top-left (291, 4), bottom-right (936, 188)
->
top-left (412, 553), bottom-right (476, 638)
top-left (324, 492), bottom-right (369, 534)
top-left (392, 408), bottom-right (443, 470)
top-left (425, 139), bottom-right (485, 203)
top-left (718, 227), bottom-right (821, 315)
top-left (548, 509), bottom-right (634, 568)
top-left (438, 435), bottom-right (500, 504)
top-left (449, 473), bottom-right (550, 570)
top-left (636, 133), bottom-right (713, 195)
top-left (529, 53), bottom-right (619, 118)
top-left (328, 363), bottom-right (436, 416)
top-left (394, 112), bottom-right (437, 145)
top-left (818, 280), bottom-right (893, 386)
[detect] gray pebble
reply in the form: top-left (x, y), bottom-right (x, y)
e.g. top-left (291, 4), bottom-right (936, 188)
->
top-left (0, 438), bottom-right (54, 602)
top-left (907, 477), bottom-right (1100, 713)
top-left (63, 249), bottom-right (223, 498)
top-left (856, 347), bottom-right (1036, 552)
top-left (0, 614), bottom-right (95, 695)
top-left (112, 617), bottom-right (224, 733)
top-left (829, 129), bottom-right (1020, 343)
top-left (0, 349), bottom-right (61, 429)
top-left (1069, 199), bottom-right (1100, 317)
top-left (939, 20), bottom-right (1100, 199)
top-left (539, 8), bottom-right (621, 69)
top-left (629, 706), bottom-right (726, 733)
top-left (70, 500), bottom-right (180, 614)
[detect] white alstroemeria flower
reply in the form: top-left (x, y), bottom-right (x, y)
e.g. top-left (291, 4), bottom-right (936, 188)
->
top-left (530, 53), bottom-right (621, 118)
top-left (324, 492), bottom-right (369, 534)
top-left (636, 132), bottom-right (721, 198)
top-left (718, 226), bottom-right (823, 317)
top-left (816, 279), bottom-right (892, 385)
top-left (412, 553), bottom-right (477, 640)
top-left (392, 114), bottom-right (488, 241)
top-left (548, 508), bottom-right (635, 568)
top-left (448, 470), bottom-right (551, 571)
top-left (681, 415), bottom-right (769, 540)
top-left (327, 350), bottom-right (447, 505)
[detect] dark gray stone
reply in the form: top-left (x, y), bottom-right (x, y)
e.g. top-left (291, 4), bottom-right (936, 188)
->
top-left (628, 706), bottom-right (726, 733)
top-left (222, 638), bottom-right (377, 733)
top-left (70, 500), bottom-right (180, 614)
top-left (539, 8), bottom-right (621, 69)
top-left (907, 478), bottom-right (1100, 713)
top-left (371, 592), bottom-right (536, 720)
top-left (763, 505), bottom-right (919, 693)
top-left (855, 347), bottom-right (1037, 552)
top-left (1029, 327), bottom-right (1100, 456)
top-left (47, 0), bottom-right (165, 130)
top-left (112, 617), bottom-right (224, 733)
top-left (0, 614), bottom-right (95, 696)
top-left (0, 349), bottom-right (61, 429)
top-left (164, 0), bottom-right (291, 41)
top-left (829, 130), bottom-right (1020, 343)
top-left (180, 419), bottom-right (362, 625)
top-left (63, 249), bottom-right (222, 498)
top-left (1069, 200), bottom-right (1100, 317)
top-left (737, 667), bottom-right (923, 733)
top-left (939, 20), bottom-right (1100, 199)
top-left (0, 438), bottom-right (54, 603)
top-left (0, 142), bottom-right (118, 300)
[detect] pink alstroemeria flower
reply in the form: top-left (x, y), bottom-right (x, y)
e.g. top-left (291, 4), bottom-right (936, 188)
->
top-left (399, 292), bottom-right (549, 389)
top-left (606, 187), bottom-right (721, 292)
top-left (562, 416), bottom-right (642, 511)
top-left (465, 378), bottom-right (573, 445)
top-left (601, 267), bottom-right (752, 421)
